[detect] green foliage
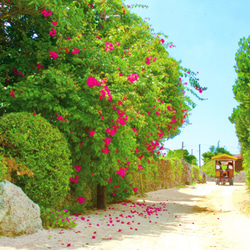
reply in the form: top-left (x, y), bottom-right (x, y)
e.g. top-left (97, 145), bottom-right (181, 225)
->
top-left (0, 155), bottom-right (8, 183)
top-left (230, 36), bottom-right (250, 188)
top-left (202, 145), bottom-right (232, 164)
top-left (166, 149), bottom-right (197, 165)
top-left (40, 206), bottom-right (77, 230)
top-left (202, 160), bottom-right (215, 177)
top-left (0, 0), bottom-right (206, 206)
top-left (0, 112), bottom-right (73, 207)
top-left (106, 172), bottom-right (134, 203)
top-left (192, 165), bottom-right (202, 181)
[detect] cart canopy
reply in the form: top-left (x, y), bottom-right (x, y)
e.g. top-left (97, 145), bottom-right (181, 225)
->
top-left (212, 154), bottom-right (237, 161)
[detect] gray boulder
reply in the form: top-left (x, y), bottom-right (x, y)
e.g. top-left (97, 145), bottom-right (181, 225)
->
top-left (0, 180), bottom-right (43, 236)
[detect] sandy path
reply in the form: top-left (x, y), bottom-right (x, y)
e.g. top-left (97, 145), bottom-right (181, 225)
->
top-left (0, 182), bottom-right (249, 250)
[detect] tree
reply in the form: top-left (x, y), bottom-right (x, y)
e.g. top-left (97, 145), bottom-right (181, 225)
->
top-left (166, 149), bottom-right (197, 165)
top-left (0, 0), bottom-right (206, 209)
top-left (230, 36), bottom-right (250, 187)
top-left (202, 145), bottom-right (232, 164)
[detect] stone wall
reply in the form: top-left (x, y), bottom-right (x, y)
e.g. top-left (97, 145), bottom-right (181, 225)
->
top-left (131, 159), bottom-right (205, 194)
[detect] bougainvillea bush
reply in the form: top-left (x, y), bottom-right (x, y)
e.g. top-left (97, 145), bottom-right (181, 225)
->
top-left (0, 0), bottom-right (206, 208)
top-left (0, 112), bottom-right (73, 207)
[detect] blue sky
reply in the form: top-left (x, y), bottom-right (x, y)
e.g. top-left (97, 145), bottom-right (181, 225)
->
top-left (125, 0), bottom-right (250, 163)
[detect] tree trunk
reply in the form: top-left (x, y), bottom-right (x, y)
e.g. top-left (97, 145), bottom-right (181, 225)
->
top-left (97, 184), bottom-right (107, 209)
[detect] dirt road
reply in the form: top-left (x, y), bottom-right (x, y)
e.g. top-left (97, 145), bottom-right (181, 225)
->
top-left (1, 182), bottom-right (250, 250)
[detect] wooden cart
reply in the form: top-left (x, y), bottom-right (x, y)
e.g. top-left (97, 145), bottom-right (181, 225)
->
top-left (212, 154), bottom-right (237, 185)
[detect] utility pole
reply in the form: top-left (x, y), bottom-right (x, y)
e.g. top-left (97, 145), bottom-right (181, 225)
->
top-left (199, 144), bottom-right (201, 168)
top-left (191, 149), bottom-right (193, 155)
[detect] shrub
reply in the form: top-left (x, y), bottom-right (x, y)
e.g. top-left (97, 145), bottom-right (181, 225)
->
top-left (40, 206), bottom-right (77, 230)
top-left (202, 160), bottom-right (215, 177)
top-left (0, 112), bottom-right (73, 207)
top-left (106, 171), bottom-right (134, 203)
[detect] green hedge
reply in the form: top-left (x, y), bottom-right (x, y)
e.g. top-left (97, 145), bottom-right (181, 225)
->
top-left (0, 112), bottom-right (73, 207)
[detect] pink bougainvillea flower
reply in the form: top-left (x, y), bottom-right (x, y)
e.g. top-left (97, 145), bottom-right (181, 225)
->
top-left (119, 72), bottom-right (123, 76)
top-left (41, 9), bottom-right (53, 17)
top-left (127, 73), bottom-right (139, 84)
top-left (156, 111), bottom-right (160, 116)
top-left (138, 154), bottom-right (143, 159)
top-left (87, 76), bottom-right (101, 88)
top-left (74, 165), bottom-right (81, 171)
top-left (172, 118), bottom-right (176, 123)
top-left (90, 130), bottom-right (95, 136)
top-left (37, 63), bottom-right (44, 69)
top-left (10, 90), bottom-right (15, 97)
top-left (67, 243), bottom-right (71, 247)
top-left (133, 187), bottom-right (137, 193)
top-left (96, 36), bottom-right (101, 40)
top-left (69, 176), bottom-right (79, 183)
top-left (104, 138), bottom-right (111, 145)
top-left (118, 100), bottom-right (123, 105)
top-left (116, 166), bottom-right (125, 178)
top-left (72, 48), bottom-right (80, 54)
top-left (67, 37), bottom-right (71, 40)
top-left (52, 21), bottom-right (57, 26)
top-left (49, 51), bottom-right (58, 59)
top-left (138, 165), bottom-right (143, 171)
top-left (132, 128), bottom-right (137, 133)
top-left (101, 146), bottom-right (110, 154)
top-left (77, 197), bottom-right (85, 204)
top-left (159, 38), bottom-right (165, 44)
top-left (105, 42), bottom-right (114, 51)
top-left (49, 27), bottom-right (56, 37)
top-left (32, 113), bottom-right (36, 116)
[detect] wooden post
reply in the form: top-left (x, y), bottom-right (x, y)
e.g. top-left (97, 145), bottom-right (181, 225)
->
top-left (97, 184), bottom-right (107, 209)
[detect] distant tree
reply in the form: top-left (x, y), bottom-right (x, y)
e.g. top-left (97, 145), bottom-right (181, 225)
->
top-left (202, 145), bottom-right (232, 164)
top-left (166, 149), bottom-right (197, 165)
top-left (202, 151), bottom-right (214, 164)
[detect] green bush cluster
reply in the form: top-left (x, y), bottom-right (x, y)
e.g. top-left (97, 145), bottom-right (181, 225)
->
top-left (202, 160), bottom-right (216, 178)
top-left (40, 206), bottom-right (77, 230)
top-left (106, 171), bottom-right (134, 203)
top-left (0, 112), bottom-right (73, 208)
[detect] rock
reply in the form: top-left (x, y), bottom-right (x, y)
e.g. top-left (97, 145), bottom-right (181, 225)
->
top-left (234, 171), bottom-right (246, 183)
top-left (199, 170), bottom-right (207, 183)
top-left (181, 159), bottom-right (192, 185)
top-left (0, 180), bottom-right (43, 237)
